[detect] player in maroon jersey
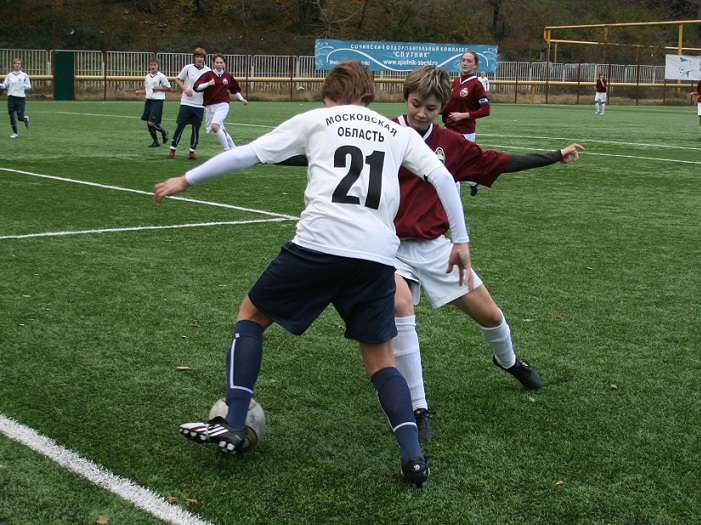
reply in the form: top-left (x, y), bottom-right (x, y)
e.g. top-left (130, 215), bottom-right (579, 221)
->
top-left (441, 50), bottom-right (490, 142)
top-left (194, 54), bottom-right (248, 150)
top-left (393, 65), bottom-right (583, 440)
top-left (441, 50), bottom-right (490, 195)
top-left (595, 73), bottom-right (607, 115)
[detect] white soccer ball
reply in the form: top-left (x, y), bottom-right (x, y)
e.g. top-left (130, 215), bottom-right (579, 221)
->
top-left (208, 397), bottom-right (266, 446)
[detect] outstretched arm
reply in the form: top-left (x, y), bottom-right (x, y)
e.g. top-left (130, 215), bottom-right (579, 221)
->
top-left (503, 143), bottom-right (584, 173)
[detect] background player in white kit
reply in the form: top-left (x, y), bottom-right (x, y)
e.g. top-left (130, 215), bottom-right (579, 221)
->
top-left (168, 48), bottom-right (210, 160)
top-left (154, 59), bottom-right (471, 488)
top-left (0, 57), bottom-right (32, 139)
top-left (194, 54), bottom-right (248, 150)
top-left (135, 57), bottom-right (171, 147)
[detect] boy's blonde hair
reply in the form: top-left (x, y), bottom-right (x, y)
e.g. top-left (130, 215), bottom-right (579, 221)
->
top-left (402, 65), bottom-right (451, 107)
top-left (321, 59), bottom-right (375, 106)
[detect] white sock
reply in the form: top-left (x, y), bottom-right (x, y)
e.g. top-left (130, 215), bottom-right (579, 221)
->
top-left (215, 129), bottom-right (229, 149)
top-left (595, 103), bottom-right (600, 112)
top-left (481, 310), bottom-right (516, 369)
top-left (226, 133), bottom-right (235, 148)
top-left (393, 316), bottom-right (427, 411)
top-left (601, 103), bottom-right (605, 114)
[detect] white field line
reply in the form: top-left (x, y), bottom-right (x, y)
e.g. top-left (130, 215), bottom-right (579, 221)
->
top-left (0, 168), bottom-right (298, 240)
top-left (51, 111), bottom-right (276, 130)
top-left (0, 414), bottom-right (217, 525)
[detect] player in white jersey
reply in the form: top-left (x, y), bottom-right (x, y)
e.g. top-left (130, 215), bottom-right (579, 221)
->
top-left (0, 58), bottom-right (32, 138)
top-left (154, 59), bottom-right (471, 488)
top-left (168, 48), bottom-right (211, 159)
top-left (135, 58), bottom-right (171, 147)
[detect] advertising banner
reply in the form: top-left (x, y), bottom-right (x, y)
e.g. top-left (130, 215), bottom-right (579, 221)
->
top-left (665, 54), bottom-right (701, 81)
top-left (315, 39), bottom-right (498, 73)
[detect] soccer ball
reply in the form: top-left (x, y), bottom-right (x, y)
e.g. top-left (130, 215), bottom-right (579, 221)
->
top-left (208, 397), bottom-right (266, 446)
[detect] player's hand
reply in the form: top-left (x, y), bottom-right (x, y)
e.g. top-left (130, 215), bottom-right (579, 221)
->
top-left (154, 176), bottom-right (190, 202)
top-left (242, 98), bottom-right (249, 105)
top-left (446, 242), bottom-right (473, 288)
top-left (560, 143), bottom-right (585, 164)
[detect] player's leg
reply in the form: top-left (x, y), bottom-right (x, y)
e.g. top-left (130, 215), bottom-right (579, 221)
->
top-left (600, 95), bottom-right (606, 115)
top-left (211, 103), bottom-right (230, 150)
top-left (16, 97), bottom-right (28, 129)
top-left (363, 344), bottom-right (428, 487)
top-left (8, 98), bottom-right (18, 136)
top-left (450, 285), bottom-right (542, 389)
top-left (146, 122), bottom-right (159, 146)
top-left (392, 274), bottom-right (432, 440)
top-left (169, 106), bottom-right (188, 157)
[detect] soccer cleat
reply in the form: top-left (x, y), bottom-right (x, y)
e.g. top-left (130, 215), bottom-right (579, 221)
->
top-left (148, 142), bottom-right (160, 147)
top-left (168, 149), bottom-right (175, 159)
top-left (188, 152), bottom-right (197, 160)
top-left (493, 356), bottom-right (543, 390)
top-left (414, 408), bottom-right (433, 442)
top-left (470, 184), bottom-right (479, 197)
top-left (24, 116), bottom-right (30, 129)
top-left (179, 417), bottom-right (251, 454)
top-left (401, 456), bottom-right (430, 488)
top-left (10, 133), bottom-right (18, 139)
top-left (162, 129), bottom-right (169, 144)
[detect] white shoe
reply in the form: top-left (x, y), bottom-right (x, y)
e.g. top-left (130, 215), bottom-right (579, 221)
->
top-left (10, 133), bottom-right (18, 138)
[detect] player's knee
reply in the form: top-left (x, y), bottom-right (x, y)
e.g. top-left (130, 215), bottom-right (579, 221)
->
top-left (394, 292), bottom-right (414, 317)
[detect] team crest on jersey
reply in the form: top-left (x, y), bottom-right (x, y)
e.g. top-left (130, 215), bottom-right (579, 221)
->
top-left (460, 87), bottom-right (469, 97)
top-left (223, 78), bottom-right (229, 85)
top-left (434, 147), bottom-right (446, 164)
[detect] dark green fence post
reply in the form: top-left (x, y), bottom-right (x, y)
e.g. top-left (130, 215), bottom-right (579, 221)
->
top-left (54, 51), bottom-right (75, 100)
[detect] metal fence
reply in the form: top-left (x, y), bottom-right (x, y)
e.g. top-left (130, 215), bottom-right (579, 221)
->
top-left (0, 48), bottom-right (679, 99)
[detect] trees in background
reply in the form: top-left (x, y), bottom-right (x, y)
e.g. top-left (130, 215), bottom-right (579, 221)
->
top-left (1, 0), bottom-right (699, 60)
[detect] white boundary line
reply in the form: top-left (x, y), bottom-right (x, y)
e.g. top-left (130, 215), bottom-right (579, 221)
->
top-left (0, 414), bottom-right (217, 525)
top-left (0, 168), bottom-right (299, 240)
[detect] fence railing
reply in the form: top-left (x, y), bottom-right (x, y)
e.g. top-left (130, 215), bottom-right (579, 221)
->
top-left (1, 48), bottom-right (694, 104)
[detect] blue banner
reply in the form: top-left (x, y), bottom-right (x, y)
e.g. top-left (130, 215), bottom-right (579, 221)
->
top-left (315, 39), bottom-right (498, 73)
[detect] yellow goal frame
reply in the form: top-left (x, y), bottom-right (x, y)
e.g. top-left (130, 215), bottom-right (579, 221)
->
top-left (543, 20), bottom-right (701, 63)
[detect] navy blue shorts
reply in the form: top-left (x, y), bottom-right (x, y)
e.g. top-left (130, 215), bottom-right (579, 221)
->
top-left (248, 243), bottom-right (397, 344)
top-left (175, 104), bottom-right (204, 126)
top-left (7, 95), bottom-right (25, 117)
top-left (141, 99), bottom-right (164, 124)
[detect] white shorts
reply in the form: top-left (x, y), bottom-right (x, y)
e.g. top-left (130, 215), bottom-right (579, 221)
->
top-left (462, 132), bottom-right (476, 142)
top-left (205, 102), bottom-right (230, 132)
top-left (595, 92), bottom-right (607, 103)
top-left (394, 236), bottom-right (483, 308)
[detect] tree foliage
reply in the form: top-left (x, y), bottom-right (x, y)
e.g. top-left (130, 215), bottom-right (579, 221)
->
top-left (0, 0), bottom-right (699, 59)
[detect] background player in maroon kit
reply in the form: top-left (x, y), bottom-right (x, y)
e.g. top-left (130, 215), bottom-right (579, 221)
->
top-left (441, 50), bottom-right (489, 195)
top-left (441, 50), bottom-right (490, 143)
top-left (194, 54), bottom-right (248, 150)
top-left (595, 73), bottom-right (607, 115)
top-left (393, 65), bottom-right (584, 440)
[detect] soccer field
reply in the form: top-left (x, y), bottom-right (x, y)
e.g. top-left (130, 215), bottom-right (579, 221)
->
top-left (1, 100), bottom-right (699, 525)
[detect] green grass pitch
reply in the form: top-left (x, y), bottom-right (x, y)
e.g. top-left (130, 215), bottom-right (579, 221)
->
top-left (1, 99), bottom-right (699, 524)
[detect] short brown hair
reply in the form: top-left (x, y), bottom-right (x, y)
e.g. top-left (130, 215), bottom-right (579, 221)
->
top-left (321, 59), bottom-right (375, 106)
top-left (193, 48), bottom-right (206, 58)
top-left (403, 65), bottom-right (451, 106)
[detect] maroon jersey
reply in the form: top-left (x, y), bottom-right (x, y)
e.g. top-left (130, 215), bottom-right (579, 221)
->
top-left (441, 75), bottom-right (490, 135)
top-left (195, 71), bottom-right (242, 105)
top-left (393, 116), bottom-right (509, 240)
top-left (596, 78), bottom-right (607, 93)
top-left (697, 80), bottom-right (701, 95)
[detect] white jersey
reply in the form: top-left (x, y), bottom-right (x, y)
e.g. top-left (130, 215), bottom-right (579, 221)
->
top-left (144, 71), bottom-right (171, 100)
top-left (1, 70), bottom-right (31, 97)
top-left (250, 105), bottom-right (448, 266)
top-left (177, 64), bottom-right (210, 108)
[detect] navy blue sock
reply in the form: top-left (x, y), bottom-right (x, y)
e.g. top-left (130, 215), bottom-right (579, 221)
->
top-left (148, 125), bottom-right (158, 142)
top-left (371, 367), bottom-right (422, 462)
top-left (224, 320), bottom-right (264, 428)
